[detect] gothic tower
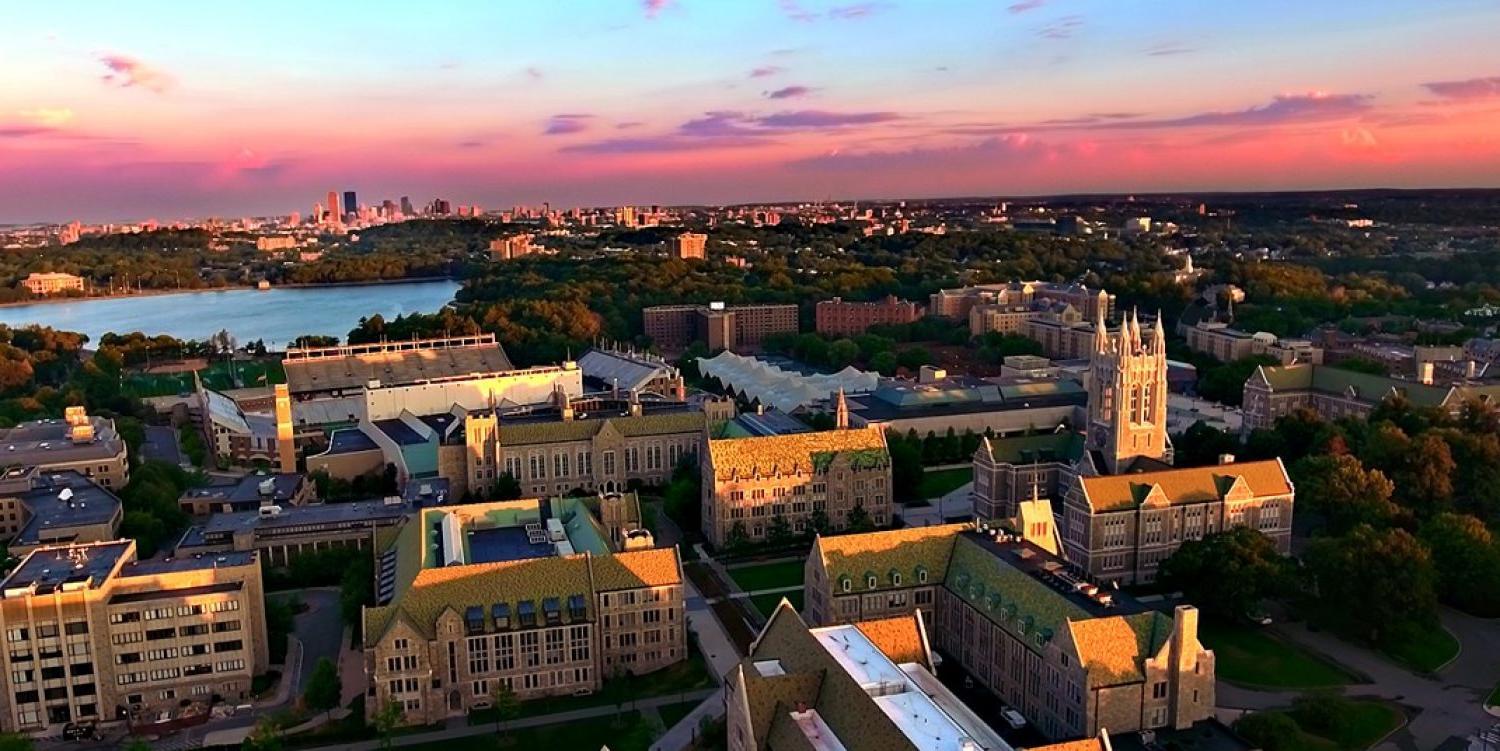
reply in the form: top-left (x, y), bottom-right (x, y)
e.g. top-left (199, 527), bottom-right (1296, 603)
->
top-left (1086, 308), bottom-right (1170, 474)
top-left (834, 387), bottom-right (849, 430)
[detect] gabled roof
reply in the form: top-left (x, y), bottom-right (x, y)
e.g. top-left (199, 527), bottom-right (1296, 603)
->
top-left (853, 614), bottom-right (929, 669)
top-left (1076, 458), bottom-right (1291, 512)
top-left (946, 535), bottom-right (1087, 646)
top-left (588, 548), bottom-right (682, 591)
top-left (1253, 363), bottom-right (1454, 407)
top-left (1067, 611), bottom-right (1171, 685)
top-left (497, 411), bottom-right (705, 446)
top-left (708, 426), bottom-right (887, 481)
top-left (815, 523), bottom-right (966, 593)
top-left (977, 431), bottom-right (1085, 465)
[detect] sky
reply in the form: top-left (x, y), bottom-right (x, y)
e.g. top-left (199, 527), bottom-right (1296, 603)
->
top-left (4, 0), bottom-right (1500, 223)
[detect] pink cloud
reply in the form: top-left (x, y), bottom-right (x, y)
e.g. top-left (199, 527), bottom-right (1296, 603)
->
top-left (778, 1), bottom-right (886, 22)
top-left (1037, 15), bottom-right (1084, 40)
top-left (544, 114), bottom-right (594, 135)
top-left (642, 0), bottom-right (673, 19)
top-left (98, 53), bottom-right (174, 93)
top-left (1008, 0), bottom-right (1047, 13)
top-left (827, 3), bottom-right (887, 19)
top-left (1424, 75), bottom-right (1500, 101)
top-left (749, 65), bottom-right (784, 78)
top-left (755, 110), bottom-right (902, 128)
top-left (765, 85), bottom-right (813, 99)
top-left (524, 66), bottom-right (544, 81)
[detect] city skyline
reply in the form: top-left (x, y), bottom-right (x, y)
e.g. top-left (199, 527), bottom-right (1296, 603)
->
top-left (4, 0), bottom-right (1500, 222)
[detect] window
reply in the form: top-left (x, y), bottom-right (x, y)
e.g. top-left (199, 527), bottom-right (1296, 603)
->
top-left (1152, 681), bottom-right (1167, 699)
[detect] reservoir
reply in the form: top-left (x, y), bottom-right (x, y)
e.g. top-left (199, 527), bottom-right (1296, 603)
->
top-left (0, 279), bottom-right (463, 347)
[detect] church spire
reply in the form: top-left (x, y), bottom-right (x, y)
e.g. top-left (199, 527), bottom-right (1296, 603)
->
top-left (1154, 310), bottom-right (1166, 354)
top-left (1094, 306), bottom-right (1110, 354)
top-left (834, 387), bottom-right (849, 430)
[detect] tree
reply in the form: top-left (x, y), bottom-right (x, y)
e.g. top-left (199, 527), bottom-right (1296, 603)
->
top-left (887, 436), bottom-right (923, 502)
top-left (1289, 454), bottom-right (1398, 534)
top-left (766, 515), bottom-right (793, 547)
top-left (896, 346), bottom-right (932, 372)
top-left (241, 717), bottom-right (282, 751)
top-left (1171, 421), bottom-right (1243, 468)
top-left (827, 338), bottom-right (860, 369)
top-left (372, 698), bottom-right (404, 751)
top-left (725, 521), bottom-right (750, 553)
top-left (1418, 513), bottom-right (1500, 617)
top-left (1303, 525), bottom-right (1438, 647)
top-left (490, 681), bottom-right (521, 746)
top-left (809, 508), bottom-right (832, 536)
top-left (1233, 710), bottom-right (1306, 751)
top-left (868, 351), bottom-right (897, 376)
top-left (491, 472), bottom-right (523, 501)
top-left (846, 504), bottom-right (874, 533)
top-left (1157, 527), bottom-right (1291, 622)
top-left (303, 658), bottom-right (341, 718)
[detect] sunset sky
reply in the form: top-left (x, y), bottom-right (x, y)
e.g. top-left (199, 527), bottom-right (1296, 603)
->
top-left (4, 0), bottom-right (1500, 222)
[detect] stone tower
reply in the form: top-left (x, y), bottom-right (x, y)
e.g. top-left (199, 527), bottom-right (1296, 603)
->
top-left (834, 387), bottom-right (849, 430)
top-left (1086, 308), bottom-right (1169, 474)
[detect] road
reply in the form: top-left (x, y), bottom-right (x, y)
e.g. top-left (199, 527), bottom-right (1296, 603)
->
top-left (1217, 607), bottom-right (1500, 751)
top-left (152, 588), bottom-right (345, 750)
top-left (141, 425), bottom-right (186, 467)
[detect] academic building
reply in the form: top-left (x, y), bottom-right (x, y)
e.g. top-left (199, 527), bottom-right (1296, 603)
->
top-left (1240, 362), bottom-right (1500, 438)
top-left (802, 524), bottom-right (1216, 742)
top-left (702, 404), bottom-right (892, 549)
top-left (0, 408), bottom-right (130, 489)
top-left (362, 496), bottom-right (685, 726)
top-left (0, 540), bottom-right (268, 734)
top-left (930, 281), bottom-right (1113, 322)
top-left (971, 311), bottom-right (1296, 584)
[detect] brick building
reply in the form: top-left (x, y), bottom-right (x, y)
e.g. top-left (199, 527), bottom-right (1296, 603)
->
top-left (643, 303), bottom-right (798, 353)
top-left (814, 296), bottom-right (924, 336)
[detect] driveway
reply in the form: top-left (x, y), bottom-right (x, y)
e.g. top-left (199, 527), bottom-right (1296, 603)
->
top-left (1216, 607), bottom-right (1500, 750)
top-left (141, 425), bottom-right (185, 467)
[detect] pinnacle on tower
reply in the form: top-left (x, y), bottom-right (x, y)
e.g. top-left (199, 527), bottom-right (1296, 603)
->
top-left (1153, 310), bottom-right (1166, 353)
top-left (1094, 306), bottom-right (1110, 354)
top-left (834, 387), bottom-right (849, 430)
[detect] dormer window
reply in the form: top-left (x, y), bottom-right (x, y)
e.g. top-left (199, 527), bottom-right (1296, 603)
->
top-left (866, 574), bottom-right (877, 590)
top-left (891, 571), bottom-right (902, 587)
top-left (916, 568), bottom-right (928, 584)
top-left (840, 576), bottom-right (852, 593)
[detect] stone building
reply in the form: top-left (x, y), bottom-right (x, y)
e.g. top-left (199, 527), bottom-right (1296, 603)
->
top-left (0, 407), bottom-right (130, 489)
top-left (361, 499), bottom-right (684, 726)
top-left (801, 524), bottom-right (1216, 742)
top-left (970, 311), bottom-right (1296, 585)
top-left (930, 281), bottom-right (1113, 322)
top-left (702, 418), bottom-right (892, 549)
top-left (0, 540), bottom-right (267, 734)
top-left (1240, 362), bottom-right (1500, 438)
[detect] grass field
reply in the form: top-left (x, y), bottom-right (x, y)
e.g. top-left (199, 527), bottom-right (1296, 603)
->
top-left (656, 699), bottom-right (701, 731)
top-left (726, 560), bottom-right (805, 592)
top-left (751, 589), bottom-right (804, 618)
top-left (124, 358), bottom-right (286, 397)
top-left (918, 467), bottom-right (972, 499)
top-left (1199, 620), bottom-right (1357, 688)
top-left (1239, 698), bottom-right (1403, 751)
top-left (1380, 626), bottom-right (1459, 673)
top-left (417, 711), bottom-right (657, 751)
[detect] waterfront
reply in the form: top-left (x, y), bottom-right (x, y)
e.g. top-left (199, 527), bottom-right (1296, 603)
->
top-left (0, 279), bottom-right (462, 345)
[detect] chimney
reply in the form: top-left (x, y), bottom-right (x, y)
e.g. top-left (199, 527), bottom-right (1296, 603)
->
top-left (1419, 361), bottom-right (1435, 385)
top-left (1218, 453), bottom-right (1235, 465)
top-left (274, 383), bottom-right (296, 474)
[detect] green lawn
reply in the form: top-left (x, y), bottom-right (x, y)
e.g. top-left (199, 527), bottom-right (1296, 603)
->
top-left (1378, 626), bottom-right (1459, 673)
top-left (1239, 698), bottom-right (1403, 751)
top-left (416, 711), bottom-right (657, 751)
top-left (656, 699), bottom-right (701, 730)
top-left (726, 560), bottom-right (805, 592)
top-left (751, 589), bottom-right (804, 618)
top-left (1199, 620), bottom-right (1357, 688)
top-left (918, 467), bottom-right (972, 499)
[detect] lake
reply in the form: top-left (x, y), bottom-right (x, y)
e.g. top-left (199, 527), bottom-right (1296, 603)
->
top-left (0, 279), bottom-right (463, 346)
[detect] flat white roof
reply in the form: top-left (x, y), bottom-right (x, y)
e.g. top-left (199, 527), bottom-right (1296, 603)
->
top-left (808, 625), bottom-right (1014, 751)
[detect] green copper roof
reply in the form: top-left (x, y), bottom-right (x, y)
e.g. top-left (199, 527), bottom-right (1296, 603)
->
top-left (980, 431), bottom-right (1085, 465)
top-left (946, 535), bottom-right (1088, 643)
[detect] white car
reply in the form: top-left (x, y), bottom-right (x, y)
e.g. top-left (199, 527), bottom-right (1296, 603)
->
top-left (1000, 708), bottom-right (1027, 729)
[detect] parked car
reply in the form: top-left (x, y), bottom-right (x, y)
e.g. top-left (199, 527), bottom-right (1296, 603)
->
top-left (1000, 707), bottom-right (1027, 729)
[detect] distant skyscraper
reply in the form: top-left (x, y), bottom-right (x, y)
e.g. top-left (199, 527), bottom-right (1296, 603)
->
top-left (343, 191), bottom-right (357, 218)
top-left (381, 199), bottom-right (398, 219)
top-left (400, 196), bottom-right (414, 216)
top-left (325, 191), bottom-right (340, 221)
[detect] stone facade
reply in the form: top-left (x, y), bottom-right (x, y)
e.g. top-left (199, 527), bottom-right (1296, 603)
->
top-left (702, 426), bottom-right (892, 549)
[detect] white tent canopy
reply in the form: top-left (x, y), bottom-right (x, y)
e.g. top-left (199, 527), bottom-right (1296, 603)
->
top-left (697, 351), bottom-right (877, 413)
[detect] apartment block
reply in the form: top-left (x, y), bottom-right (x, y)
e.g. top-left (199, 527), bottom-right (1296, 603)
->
top-left (668, 233), bottom-right (706, 260)
top-left (0, 541), bottom-right (267, 734)
top-left (814, 295), bottom-right (924, 337)
top-left (643, 303), bottom-right (798, 354)
top-left (0, 408), bottom-right (130, 489)
top-left (1184, 322), bottom-right (1322, 365)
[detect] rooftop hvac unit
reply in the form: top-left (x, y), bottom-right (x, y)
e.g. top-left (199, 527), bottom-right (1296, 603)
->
top-left (258, 505), bottom-right (283, 518)
top-left (257, 479), bottom-right (276, 497)
top-left (58, 488), bottom-right (74, 502)
top-left (69, 424), bottom-right (95, 445)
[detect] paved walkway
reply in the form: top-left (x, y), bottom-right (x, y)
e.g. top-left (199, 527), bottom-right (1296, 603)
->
top-left (299, 689), bottom-right (717, 751)
top-left (650, 693), bottom-right (724, 751)
top-left (897, 482), bottom-right (973, 527)
top-left (1216, 608), bottom-right (1500, 751)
